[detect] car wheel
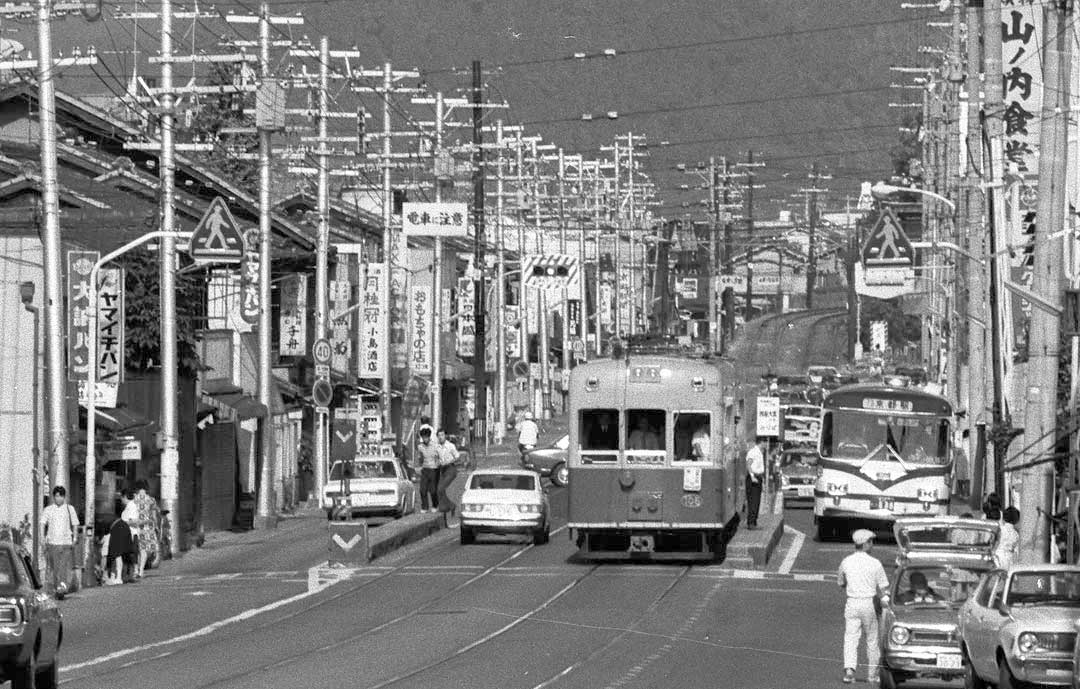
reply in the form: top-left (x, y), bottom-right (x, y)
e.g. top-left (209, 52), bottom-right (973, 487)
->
top-left (36, 661), bottom-right (58, 689)
top-left (11, 642), bottom-right (38, 689)
top-left (532, 528), bottom-right (548, 546)
top-left (460, 526), bottom-right (475, 545)
top-left (551, 462), bottom-right (568, 487)
top-left (878, 665), bottom-right (901, 689)
top-left (962, 648), bottom-right (989, 689)
top-left (997, 657), bottom-right (1025, 689)
top-left (814, 519), bottom-right (833, 542)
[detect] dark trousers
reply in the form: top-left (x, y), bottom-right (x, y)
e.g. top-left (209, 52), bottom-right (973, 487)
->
top-left (420, 468), bottom-right (440, 510)
top-left (745, 476), bottom-right (762, 526)
top-left (437, 464), bottom-right (458, 515)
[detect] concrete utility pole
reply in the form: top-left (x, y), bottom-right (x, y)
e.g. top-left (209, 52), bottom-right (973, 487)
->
top-left (805, 162), bottom-right (820, 309)
top-left (1019, 2), bottom-right (1071, 563)
top-left (253, 3), bottom-right (277, 529)
top-left (708, 157), bottom-right (719, 351)
top-left (743, 151), bottom-right (756, 321)
top-left (592, 161), bottom-right (604, 355)
top-left (577, 158), bottom-right (588, 357)
top-left (612, 140), bottom-right (622, 338)
top-left (558, 148), bottom-right (571, 387)
top-left (964, 0), bottom-right (988, 508)
top-left (471, 60), bottom-right (489, 441)
top-left (626, 132), bottom-right (637, 338)
top-left (722, 158), bottom-right (735, 347)
top-left (533, 140), bottom-right (553, 418)
top-left (494, 120), bottom-right (507, 439)
top-left (380, 62), bottom-right (394, 436)
top-left (312, 35), bottom-right (330, 508)
top-left (158, 0), bottom-right (182, 548)
top-left (431, 93), bottom-right (446, 432)
top-left (36, 0), bottom-right (69, 496)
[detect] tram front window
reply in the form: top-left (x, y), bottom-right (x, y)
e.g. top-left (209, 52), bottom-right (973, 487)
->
top-left (674, 412), bottom-right (711, 462)
top-left (821, 411), bottom-right (949, 464)
top-left (626, 410), bottom-right (664, 451)
top-left (579, 408), bottom-right (619, 462)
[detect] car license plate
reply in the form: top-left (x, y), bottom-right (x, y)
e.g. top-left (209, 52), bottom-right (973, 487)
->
top-left (936, 654), bottom-right (962, 669)
top-left (870, 498), bottom-right (894, 510)
top-left (797, 485), bottom-right (814, 498)
top-left (352, 494), bottom-right (374, 506)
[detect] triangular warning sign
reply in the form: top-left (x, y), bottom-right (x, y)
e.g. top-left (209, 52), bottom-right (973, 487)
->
top-left (861, 208), bottom-right (914, 267)
top-left (190, 197), bottom-right (244, 262)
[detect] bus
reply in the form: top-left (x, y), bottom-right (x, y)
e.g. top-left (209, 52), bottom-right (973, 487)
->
top-left (566, 355), bottom-right (741, 560)
top-left (814, 383), bottom-right (953, 540)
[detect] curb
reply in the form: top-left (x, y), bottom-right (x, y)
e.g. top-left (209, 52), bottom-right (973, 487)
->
top-left (747, 513), bottom-right (785, 568)
top-left (367, 513), bottom-right (445, 561)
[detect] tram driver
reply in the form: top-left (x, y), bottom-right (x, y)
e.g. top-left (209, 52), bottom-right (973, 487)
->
top-left (628, 416), bottom-right (661, 450)
top-left (691, 423), bottom-right (710, 461)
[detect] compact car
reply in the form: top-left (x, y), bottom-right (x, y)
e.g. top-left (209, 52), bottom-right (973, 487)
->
top-left (960, 564), bottom-right (1080, 689)
top-left (323, 455), bottom-right (417, 520)
top-left (878, 517), bottom-right (998, 689)
top-left (0, 542), bottom-right (62, 689)
top-left (778, 448), bottom-right (819, 506)
top-left (521, 434), bottom-right (569, 486)
top-left (459, 467), bottom-right (550, 546)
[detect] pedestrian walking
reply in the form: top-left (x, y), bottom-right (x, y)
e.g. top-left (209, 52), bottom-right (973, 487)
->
top-left (435, 429), bottom-right (461, 524)
top-left (744, 437), bottom-right (767, 529)
top-left (837, 529), bottom-right (890, 684)
top-left (415, 427), bottom-right (440, 512)
top-left (995, 506), bottom-right (1020, 570)
top-left (133, 480), bottom-right (161, 579)
top-left (105, 490), bottom-right (138, 585)
top-left (41, 486), bottom-right (79, 598)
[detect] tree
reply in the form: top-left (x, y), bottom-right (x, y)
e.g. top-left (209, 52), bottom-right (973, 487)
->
top-left (120, 247), bottom-right (203, 376)
top-left (860, 297), bottom-right (920, 351)
top-left (185, 64), bottom-right (259, 195)
top-left (889, 111), bottom-right (923, 181)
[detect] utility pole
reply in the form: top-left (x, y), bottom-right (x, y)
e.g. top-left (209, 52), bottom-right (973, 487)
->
top-left (495, 120), bottom-right (507, 440)
top-left (722, 158), bottom-right (735, 347)
top-left (157, 0), bottom-right (182, 546)
top-left (612, 139), bottom-right (622, 338)
top-left (1019, 2), bottom-right (1071, 563)
top-left (741, 151), bottom-right (759, 322)
top-left (533, 140), bottom-right (553, 418)
top-left (592, 161), bottom-right (604, 355)
top-left (708, 157), bottom-right (719, 351)
top-left (253, 2), bottom-right (276, 530)
top-left (432, 92), bottom-right (447, 432)
top-left (311, 35), bottom-right (330, 507)
top-left (558, 148), bottom-right (571, 394)
top-left (805, 162), bottom-right (821, 308)
top-left (471, 60), bottom-right (488, 442)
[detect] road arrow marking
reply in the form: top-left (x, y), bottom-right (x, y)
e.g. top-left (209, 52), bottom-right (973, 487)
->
top-left (332, 533), bottom-right (363, 551)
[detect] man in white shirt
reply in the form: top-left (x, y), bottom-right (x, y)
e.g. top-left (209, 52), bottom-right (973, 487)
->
top-left (42, 485), bottom-right (79, 597)
top-left (744, 437), bottom-right (767, 528)
top-left (837, 529), bottom-right (890, 684)
top-left (517, 411), bottom-right (540, 455)
top-left (691, 423), bottom-right (711, 461)
top-left (435, 429), bottom-right (461, 524)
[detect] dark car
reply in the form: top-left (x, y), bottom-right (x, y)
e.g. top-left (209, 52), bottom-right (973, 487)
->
top-left (521, 434), bottom-right (569, 487)
top-left (0, 542), bottom-right (62, 689)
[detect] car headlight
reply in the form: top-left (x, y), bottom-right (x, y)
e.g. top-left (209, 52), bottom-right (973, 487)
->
top-left (889, 626), bottom-right (910, 646)
top-left (517, 504), bottom-right (541, 513)
top-left (462, 503), bottom-right (484, 513)
top-left (1018, 632), bottom-right (1039, 653)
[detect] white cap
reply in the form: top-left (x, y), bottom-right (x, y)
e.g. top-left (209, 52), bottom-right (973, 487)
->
top-left (852, 529), bottom-right (875, 546)
top-left (523, 411), bottom-right (533, 420)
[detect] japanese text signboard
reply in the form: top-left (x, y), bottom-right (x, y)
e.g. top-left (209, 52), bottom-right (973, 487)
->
top-left (390, 267), bottom-right (408, 370)
top-left (599, 282), bottom-right (613, 327)
top-left (239, 230), bottom-right (260, 326)
top-left (401, 202), bottom-right (469, 238)
top-left (409, 270), bottom-right (433, 375)
top-left (96, 267), bottom-right (125, 384)
top-left (278, 274), bottom-right (308, 357)
top-left (66, 250), bottom-right (98, 382)
top-left (756, 396), bottom-right (781, 438)
top-left (568, 299), bottom-right (581, 339)
top-left (456, 277), bottom-right (476, 358)
top-left (359, 263), bottom-right (387, 381)
top-left (1001, 2), bottom-right (1042, 177)
top-left (331, 265), bottom-right (353, 375)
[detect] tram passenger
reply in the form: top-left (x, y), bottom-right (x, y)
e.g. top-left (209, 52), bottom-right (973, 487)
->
top-left (627, 416), bottom-right (661, 450)
top-left (691, 423), bottom-right (710, 461)
top-left (585, 412), bottom-right (619, 450)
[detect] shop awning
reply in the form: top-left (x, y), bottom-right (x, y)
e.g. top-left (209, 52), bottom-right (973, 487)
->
top-left (209, 391), bottom-right (267, 420)
top-left (84, 406), bottom-right (155, 433)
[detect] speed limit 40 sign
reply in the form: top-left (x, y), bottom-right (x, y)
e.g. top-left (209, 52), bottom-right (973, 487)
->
top-left (312, 338), bottom-right (332, 365)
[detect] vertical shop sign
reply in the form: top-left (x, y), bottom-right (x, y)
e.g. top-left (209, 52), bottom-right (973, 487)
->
top-left (278, 274), bottom-right (308, 356)
top-left (456, 277), bottom-right (476, 358)
top-left (330, 266), bottom-right (353, 375)
top-left (240, 230), bottom-right (260, 326)
top-left (390, 267), bottom-right (408, 369)
top-left (96, 267), bottom-right (125, 383)
top-left (359, 263), bottom-right (387, 380)
top-left (409, 270), bottom-right (433, 375)
top-left (66, 250), bottom-right (98, 381)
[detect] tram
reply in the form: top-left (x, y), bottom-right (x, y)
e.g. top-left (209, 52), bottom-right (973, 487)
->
top-left (814, 383), bottom-right (953, 540)
top-left (566, 355), bottom-right (741, 560)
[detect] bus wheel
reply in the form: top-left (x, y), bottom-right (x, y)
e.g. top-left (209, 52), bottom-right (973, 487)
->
top-left (815, 519), bottom-right (834, 542)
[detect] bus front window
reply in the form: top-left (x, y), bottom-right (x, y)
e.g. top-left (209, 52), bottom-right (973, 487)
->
top-left (821, 411), bottom-right (950, 464)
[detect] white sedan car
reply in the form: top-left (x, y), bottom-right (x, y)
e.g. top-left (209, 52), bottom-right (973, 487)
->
top-left (323, 457), bottom-right (417, 519)
top-left (459, 467), bottom-right (550, 546)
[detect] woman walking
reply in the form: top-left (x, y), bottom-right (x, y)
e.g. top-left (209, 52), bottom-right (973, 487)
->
top-left (134, 480), bottom-right (161, 578)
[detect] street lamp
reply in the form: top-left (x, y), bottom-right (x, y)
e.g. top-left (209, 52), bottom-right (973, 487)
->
top-left (870, 181), bottom-right (956, 214)
top-left (20, 281), bottom-right (40, 572)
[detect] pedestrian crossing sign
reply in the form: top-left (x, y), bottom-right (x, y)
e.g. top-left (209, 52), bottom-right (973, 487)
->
top-left (189, 196), bottom-right (245, 263)
top-left (861, 208), bottom-right (914, 268)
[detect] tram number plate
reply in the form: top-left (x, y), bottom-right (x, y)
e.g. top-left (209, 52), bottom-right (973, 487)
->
top-left (683, 467), bottom-right (702, 492)
top-left (936, 654), bottom-right (962, 669)
top-left (681, 494), bottom-right (702, 509)
top-left (870, 498), bottom-right (895, 510)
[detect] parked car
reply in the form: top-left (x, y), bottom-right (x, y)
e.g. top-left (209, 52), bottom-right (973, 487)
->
top-left (780, 404), bottom-right (821, 446)
top-left (323, 453), bottom-right (418, 520)
top-left (806, 365), bottom-right (839, 386)
top-left (878, 517), bottom-right (998, 689)
top-left (960, 564), bottom-right (1080, 689)
top-left (521, 434), bottom-right (569, 486)
top-left (0, 541), bottom-right (62, 689)
top-left (777, 448), bottom-right (819, 506)
top-left (459, 467), bottom-right (550, 546)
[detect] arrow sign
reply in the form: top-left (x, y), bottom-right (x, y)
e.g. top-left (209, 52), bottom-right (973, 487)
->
top-left (335, 429), bottom-right (354, 443)
top-left (331, 533), bottom-right (363, 551)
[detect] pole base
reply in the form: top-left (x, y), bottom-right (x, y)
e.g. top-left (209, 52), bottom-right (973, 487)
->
top-left (253, 513), bottom-right (279, 530)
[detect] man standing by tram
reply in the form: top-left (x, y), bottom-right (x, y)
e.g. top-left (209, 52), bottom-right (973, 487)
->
top-left (837, 529), bottom-right (889, 684)
top-left (744, 437), bottom-right (767, 528)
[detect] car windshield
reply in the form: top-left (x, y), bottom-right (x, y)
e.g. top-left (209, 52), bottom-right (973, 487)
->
top-left (1007, 571), bottom-right (1080, 606)
top-left (781, 452), bottom-right (817, 468)
top-left (0, 551), bottom-right (14, 586)
top-left (820, 410), bottom-right (949, 464)
top-left (469, 473), bottom-right (536, 491)
top-left (328, 460), bottom-right (396, 480)
top-left (554, 435), bottom-right (569, 451)
top-left (893, 565), bottom-right (983, 607)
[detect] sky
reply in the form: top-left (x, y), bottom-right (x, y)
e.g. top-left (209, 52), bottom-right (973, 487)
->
top-left (29, 0), bottom-right (946, 223)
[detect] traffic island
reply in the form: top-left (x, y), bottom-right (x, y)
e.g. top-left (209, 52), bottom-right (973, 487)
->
top-left (327, 511), bottom-right (446, 564)
top-left (724, 493), bottom-right (785, 569)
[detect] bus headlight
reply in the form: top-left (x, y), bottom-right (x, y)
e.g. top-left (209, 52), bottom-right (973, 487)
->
top-left (827, 483), bottom-right (848, 496)
top-left (889, 626), bottom-right (910, 646)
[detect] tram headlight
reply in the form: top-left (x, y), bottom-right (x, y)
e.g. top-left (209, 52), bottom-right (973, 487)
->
top-left (889, 626), bottom-right (910, 646)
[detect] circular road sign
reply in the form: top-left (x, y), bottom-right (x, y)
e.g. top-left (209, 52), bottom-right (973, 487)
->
top-left (312, 378), bottom-right (334, 408)
top-left (312, 338), bottom-right (332, 365)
